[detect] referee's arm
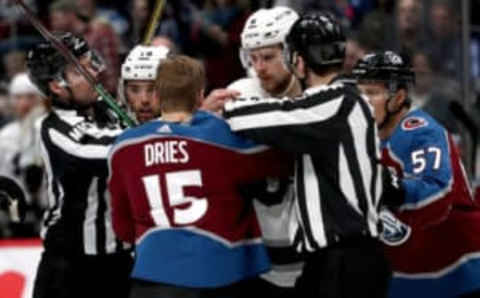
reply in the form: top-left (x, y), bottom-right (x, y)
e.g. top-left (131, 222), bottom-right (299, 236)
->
top-left (224, 95), bottom-right (345, 153)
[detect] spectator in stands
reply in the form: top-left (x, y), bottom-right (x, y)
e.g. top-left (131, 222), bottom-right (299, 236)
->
top-left (411, 50), bottom-right (460, 133)
top-left (387, 0), bottom-right (427, 55)
top-left (425, 0), bottom-right (459, 78)
top-left (192, 0), bottom-right (251, 90)
top-left (2, 51), bottom-right (27, 83)
top-left (343, 31), bottom-right (368, 74)
top-left (123, 0), bottom-right (182, 52)
top-left (426, 0), bottom-right (480, 80)
top-left (0, 73), bottom-right (48, 238)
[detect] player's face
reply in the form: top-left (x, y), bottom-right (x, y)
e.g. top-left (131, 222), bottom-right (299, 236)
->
top-left (248, 45), bottom-right (291, 96)
top-left (12, 93), bottom-right (42, 119)
top-left (125, 80), bottom-right (160, 123)
top-left (358, 82), bottom-right (389, 126)
top-left (64, 54), bottom-right (101, 107)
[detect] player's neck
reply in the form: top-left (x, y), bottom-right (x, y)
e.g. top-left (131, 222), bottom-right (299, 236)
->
top-left (276, 75), bottom-right (302, 98)
top-left (161, 111), bottom-right (193, 123)
top-left (308, 71), bottom-right (338, 88)
top-left (380, 107), bottom-right (409, 140)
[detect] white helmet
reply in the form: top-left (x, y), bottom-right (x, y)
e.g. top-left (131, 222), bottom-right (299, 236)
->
top-left (240, 6), bottom-right (299, 69)
top-left (9, 72), bottom-right (43, 97)
top-left (118, 45), bottom-right (170, 123)
top-left (121, 45), bottom-right (170, 81)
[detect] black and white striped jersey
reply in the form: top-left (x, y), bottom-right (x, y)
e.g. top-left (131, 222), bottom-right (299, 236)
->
top-left (224, 77), bottom-right (383, 252)
top-left (39, 108), bottom-right (129, 256)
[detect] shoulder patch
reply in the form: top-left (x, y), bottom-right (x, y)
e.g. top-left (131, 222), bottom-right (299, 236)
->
top-left (401, 116), bottom-right (428, 131)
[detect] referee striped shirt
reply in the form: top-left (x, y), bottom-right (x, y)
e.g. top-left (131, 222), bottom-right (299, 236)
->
top-left (39, 108), bottom-right (129, 256)
top-left (224, 78), bottom-right (383, 252)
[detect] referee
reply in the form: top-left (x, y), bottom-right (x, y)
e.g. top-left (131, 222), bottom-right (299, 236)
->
top-left (26, 33), bottom-right (132, 298)
top-left (224, 12), bottom-right (391, 298)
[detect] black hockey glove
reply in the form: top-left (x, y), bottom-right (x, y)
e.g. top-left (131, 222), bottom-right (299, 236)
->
top-left (381, 167), bottom-right (405, 208)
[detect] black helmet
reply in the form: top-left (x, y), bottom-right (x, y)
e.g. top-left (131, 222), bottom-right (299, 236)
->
top-left (352, 51), bottom-right (415, 92)
top-left (285, 11), bottom-right (346, 72)
top-left (26, 32), bottom-right (90, 97)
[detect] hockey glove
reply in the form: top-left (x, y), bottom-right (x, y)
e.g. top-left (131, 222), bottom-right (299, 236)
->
top-left (381, 167), bottom-right (405, 208)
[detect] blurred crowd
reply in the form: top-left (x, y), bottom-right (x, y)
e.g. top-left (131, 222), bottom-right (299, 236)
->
top-left (0, 0), bottom-right (479, 238)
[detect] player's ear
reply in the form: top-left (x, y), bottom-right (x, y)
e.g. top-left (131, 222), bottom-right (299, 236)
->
top-left (196, 89), bottom-right (205, 108)
top-left (49, 80), bottom-right (67, 97)
top-left (293, 54), bottom-right (306, 80)
top-left (395, 88), bottom-right (408, 107)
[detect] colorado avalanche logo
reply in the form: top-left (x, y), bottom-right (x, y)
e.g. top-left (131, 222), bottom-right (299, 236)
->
top-left (379, 208), bottom-right (411, 246)
top-left (401, 117), bottom-right (428, 131)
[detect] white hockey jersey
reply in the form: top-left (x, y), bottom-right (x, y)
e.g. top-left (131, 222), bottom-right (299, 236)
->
top-left (227, 77), bottom-right (303, 288)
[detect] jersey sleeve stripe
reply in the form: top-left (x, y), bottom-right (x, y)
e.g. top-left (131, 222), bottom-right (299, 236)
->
top-left (226, 95), bottom-right (344, 131)
top-left (49, 128), bottom-right (111, 159)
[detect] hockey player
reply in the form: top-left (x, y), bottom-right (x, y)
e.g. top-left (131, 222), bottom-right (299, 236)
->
top-left (224, 12), bottom-right (390, 298)
top-left (353, 51), bottom-right (480, 298)
top-left (226, 6), bottom-right (303, 297)
top-left (26, 32), bottom-right (132, 298)
top-left (108, 54), bottom-right (290, 298)
top-left (120, 44), bottom-right (240, 123)
top-left (233, 6), bottom-right (301, 99)
top-left (119, 44), bottom-right (170, 124)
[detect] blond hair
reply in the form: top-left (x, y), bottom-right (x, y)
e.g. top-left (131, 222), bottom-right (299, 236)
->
top-left (155, 55), bottom-right (205, 113)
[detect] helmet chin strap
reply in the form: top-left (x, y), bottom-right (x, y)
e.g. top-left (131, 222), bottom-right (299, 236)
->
top-left (277, 74), bottom-right (297, 97)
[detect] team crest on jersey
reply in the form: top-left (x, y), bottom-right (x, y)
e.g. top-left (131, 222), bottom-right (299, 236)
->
top-left (379, 209), bottom-right (411, 246)
top-left (401, 116), bottom-right (428, 131)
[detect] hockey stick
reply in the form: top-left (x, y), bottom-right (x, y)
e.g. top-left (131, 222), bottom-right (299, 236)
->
top-left (14, 0), bottom-right (135, 127)
top-left (142, 0), bottom-right (166, 45)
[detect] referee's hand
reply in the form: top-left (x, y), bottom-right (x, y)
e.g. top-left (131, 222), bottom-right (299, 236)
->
top-left (0, 176), bottom-right (27, 223)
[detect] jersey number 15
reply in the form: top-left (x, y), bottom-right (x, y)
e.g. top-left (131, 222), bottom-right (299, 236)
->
top-left (142, 170), bottom-right (208, 227)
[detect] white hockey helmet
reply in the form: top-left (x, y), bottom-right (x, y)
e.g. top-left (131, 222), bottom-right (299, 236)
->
top-left (9, 72), bottom-right (43, 97)
top-left (121, 45), bottom-right (170, 81)
top-left (240, 6), bottom-right (299, 69)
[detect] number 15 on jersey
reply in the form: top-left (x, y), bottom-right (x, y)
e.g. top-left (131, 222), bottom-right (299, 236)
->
top-left (142, 169), bottom-right (208, 227)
